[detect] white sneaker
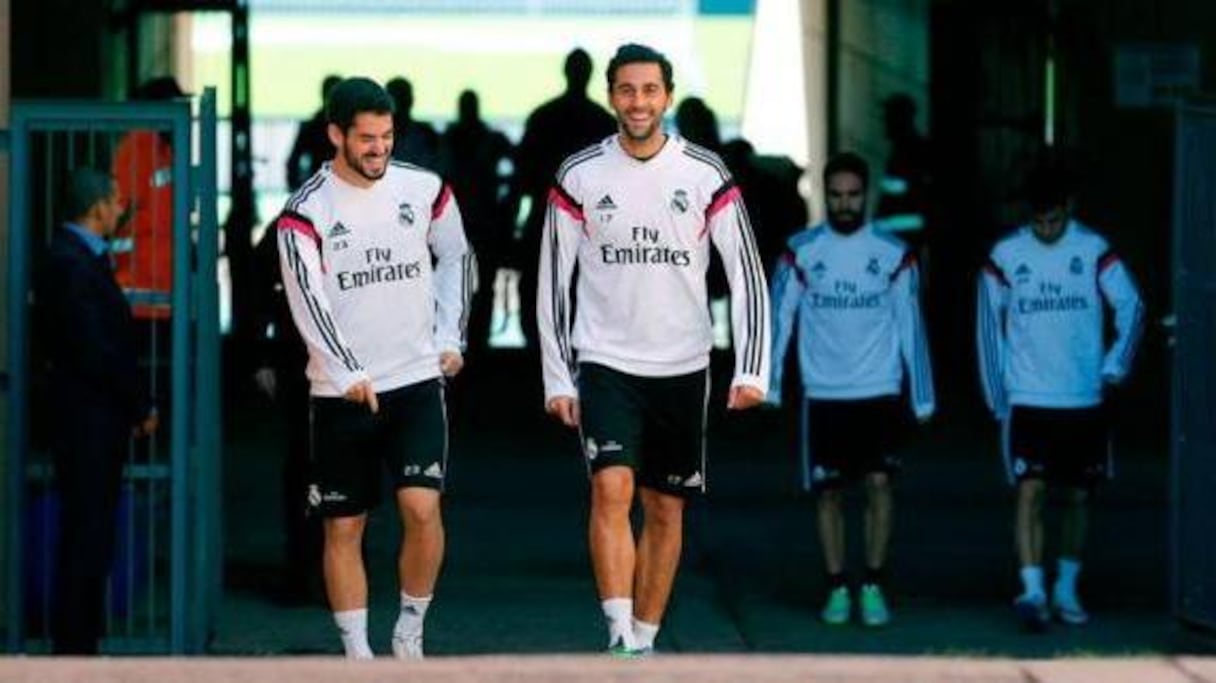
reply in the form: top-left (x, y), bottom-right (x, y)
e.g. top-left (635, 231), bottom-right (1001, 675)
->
top-left (391, 631), bottom-right (424, 660)
top-left (1051, 589), bottom-right (1090, 625)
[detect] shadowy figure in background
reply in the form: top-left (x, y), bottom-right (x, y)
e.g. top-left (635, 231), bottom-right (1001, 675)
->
top-left (440, 90), bottom-right (514, 358)
top-left (720, 138), bottom-right (807, 275)
top-left (38, 168), bottom-right (158, 654)
top-left (675, 97), bottom-right (721, 152)
top-left (386, 76), bottom-right (441, 171)
top-left (676, 97), bottom-right (729, 302)
top-left (874, 94), bottom-right (932, 260)
top-left (251, 221), bottom-right (322, 605)
top-left (512, 48), bottom-right (616, 352)
top-left (286, 74), bottom-right (342, 192)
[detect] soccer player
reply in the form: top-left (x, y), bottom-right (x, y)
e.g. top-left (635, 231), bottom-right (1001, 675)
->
top-left (769, 152), bottom-right (935, 627)
top-left (276, 77), bottom-right (474, 659)
top-left (537, 43), bottom-right (770, 655)
top-left (977, 165), bottom-right (1144, 630)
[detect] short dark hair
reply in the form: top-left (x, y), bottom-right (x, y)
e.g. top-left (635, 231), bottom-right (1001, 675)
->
top-left (64, 168), bottom-right (113, 221)
top-left (823, 152), bottom-right (870, 191)
top-left (1025, 163), bottom-right (1074, 212)
top-left (326, 77), bottom-right (394, 132)
top-left (606, 43), bottom-right (674, 93)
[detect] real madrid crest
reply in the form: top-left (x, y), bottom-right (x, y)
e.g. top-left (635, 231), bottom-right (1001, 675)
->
top-left (398, 202), bottom-right (415, 226)
top-left (670, 188), bottom-right (689, 214)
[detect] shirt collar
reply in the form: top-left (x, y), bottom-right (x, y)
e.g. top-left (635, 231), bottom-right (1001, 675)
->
top-left (63, 222), bottom-right (109, 257)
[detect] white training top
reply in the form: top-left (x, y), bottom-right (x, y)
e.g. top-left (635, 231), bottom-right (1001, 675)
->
top-left (277, 161), bottom-right (474, 397)
top-left (769, 222), bottom-right (935, 418)
top-left (976, 220), bottom-right (1144, 414)
top-left (537, 134), bottom-right (771, 402)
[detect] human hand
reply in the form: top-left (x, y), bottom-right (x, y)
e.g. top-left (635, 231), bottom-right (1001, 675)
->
top-left (344, 379), bottom-right (379, 414)
top-left (134, 408), bottom-right (159, 437)
top-left (439, 351), bottom-right (464, 377)
top-left (727, 385), bottom-right (764, 411)
top-left (546, 396), bottom-right (580, 428)
top-left (254, 367), bottom-right (277, 399)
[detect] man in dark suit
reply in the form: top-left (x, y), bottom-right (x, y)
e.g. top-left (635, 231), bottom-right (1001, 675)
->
top-left (37, 167), bottom-right (157, 654)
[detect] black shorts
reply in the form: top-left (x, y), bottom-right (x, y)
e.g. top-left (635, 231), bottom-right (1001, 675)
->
top-left (576, 362), bottom-right (709, 497)
top-left (309, 379), bottom-right (448, 518)
top-left (1006, 405), bottom-right (1109, 488)
top-left (800, 395), bottom-right (905, 490)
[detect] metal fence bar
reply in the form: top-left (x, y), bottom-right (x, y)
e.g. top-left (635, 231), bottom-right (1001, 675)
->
top-left (6, 108), bottom-right (32, 653)
top-left (192, 87), bottom-right (221, 653)
top-left (5, 99), bottom-right (215, 654)
top-left (169, 101), bottom-right (193, 654)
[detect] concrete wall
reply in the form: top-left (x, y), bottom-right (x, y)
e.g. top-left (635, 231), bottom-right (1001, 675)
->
top-left (835, 0), bottom-right (930, 170)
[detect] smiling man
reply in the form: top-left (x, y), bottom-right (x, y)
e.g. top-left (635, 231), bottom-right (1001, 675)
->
top-left (275, 77), bottom-right (474, 659)
top-left (537, 43), bottom-right (770, 656)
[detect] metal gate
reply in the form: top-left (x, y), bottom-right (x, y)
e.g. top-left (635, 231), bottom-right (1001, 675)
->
top-left (4, 91), bottom-right (220, 653)
top-left (1171, 102), bottom-right (1216, 632)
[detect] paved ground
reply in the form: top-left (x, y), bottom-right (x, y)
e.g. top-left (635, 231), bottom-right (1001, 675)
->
top-left (3, 655), bottom-right (1216, 683)
top-left (210, 350), bottom-right (1215, 660)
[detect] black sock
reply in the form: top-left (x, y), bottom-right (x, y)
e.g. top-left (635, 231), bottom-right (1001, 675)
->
top-left (828, 572), bottom-right (847, 589)
top-left (863, 566), bottom-right (885, 587)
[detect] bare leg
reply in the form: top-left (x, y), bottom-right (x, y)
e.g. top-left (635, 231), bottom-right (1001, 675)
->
top-left (1015, 479), bottom-right (1046, 569)
top-left (395, 487), bottom-right (445, 597)
top-left (864, 472), bottom-right (893, 573)
top-left (323, 514), bottom-right (368, 611)
top-left (817, 488), bottom-right (845, 575)
top-left (589, 466), bottom-right (636, 600)
top-left (1058, 487), bottom-right (1089, 561)
top-left (634, 487), bottom-right (686, 624)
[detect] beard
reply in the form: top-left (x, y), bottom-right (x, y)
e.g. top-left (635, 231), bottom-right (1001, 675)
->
top-left (342, 145), bottom-right (388, 182)
top-left (619, 112), bottom-right (662, 144)
top-left (828, 211), bottom-right (864, 234)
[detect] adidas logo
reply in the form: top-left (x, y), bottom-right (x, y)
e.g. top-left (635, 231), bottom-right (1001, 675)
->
top-left (596, 194), bottom-right (618, 211)
top-left (424, 463), bottom-right (444, 479)
top-left (328, 221), bottom-right (351, 238)
top-left (684, 472), bottom-right (703, 488)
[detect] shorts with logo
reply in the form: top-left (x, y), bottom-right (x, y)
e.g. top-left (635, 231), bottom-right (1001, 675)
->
top-left (309, 378), bottom-right (447, 518)
top-left (576, 362), bottom-right (709, 497)
top-left (1006, 405), bottom-right (1108, 488)
top-left (802, 395), bottom-right (905, 490)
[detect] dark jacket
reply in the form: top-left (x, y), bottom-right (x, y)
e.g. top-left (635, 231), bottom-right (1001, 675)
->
top-left (38, 227), bottom-right (141, 424)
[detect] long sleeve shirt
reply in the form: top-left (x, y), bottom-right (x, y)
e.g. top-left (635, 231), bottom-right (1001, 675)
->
top-left (537, 134), bottom-right (770, 402)
top-left (276, 161), bottom-right (474, 397)
top-left (976, 221), bottom-right (1144, 415)
top-left (769, 223), bottom-right (935, 419)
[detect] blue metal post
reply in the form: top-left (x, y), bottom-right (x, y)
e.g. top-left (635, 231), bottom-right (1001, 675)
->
top-left (169, 100), bottom-right (192, 654)
top-left (5, 108), bottom-right (31, 654)
top-left (192, 87), bottom-right (221, 653)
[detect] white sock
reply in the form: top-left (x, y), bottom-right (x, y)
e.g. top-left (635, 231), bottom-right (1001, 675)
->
top-left (632, 617), bottom-right (659, 650)
top-left (1055, 558), bottom-right (1082, 599)
top-left (601, 598), bottom-right (636, 649)
top-left (333, 608), bottom-right (374, 659)
top-left (1019, 565), bottom-right (1045, 599)
top-left (394, 592), bottom-right (432, 638)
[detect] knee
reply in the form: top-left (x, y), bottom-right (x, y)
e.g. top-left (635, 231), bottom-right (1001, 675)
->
top-left (591, 467), bottom-right (634, 512)
top-left (817, 489), bottom-right (843, 510)
top-left (642, 494), bottom-right (685, 529)
top-left (324, 516), bottom-right (366, 548)
top-left (1018, 480), bottom-right (1046, 507)
top-left (401, 496), bottom-right (443, 529)
top-left (866, 473), bottom-right (892, 498)
top-left (1063, 488), bottom-right (1090, 507)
